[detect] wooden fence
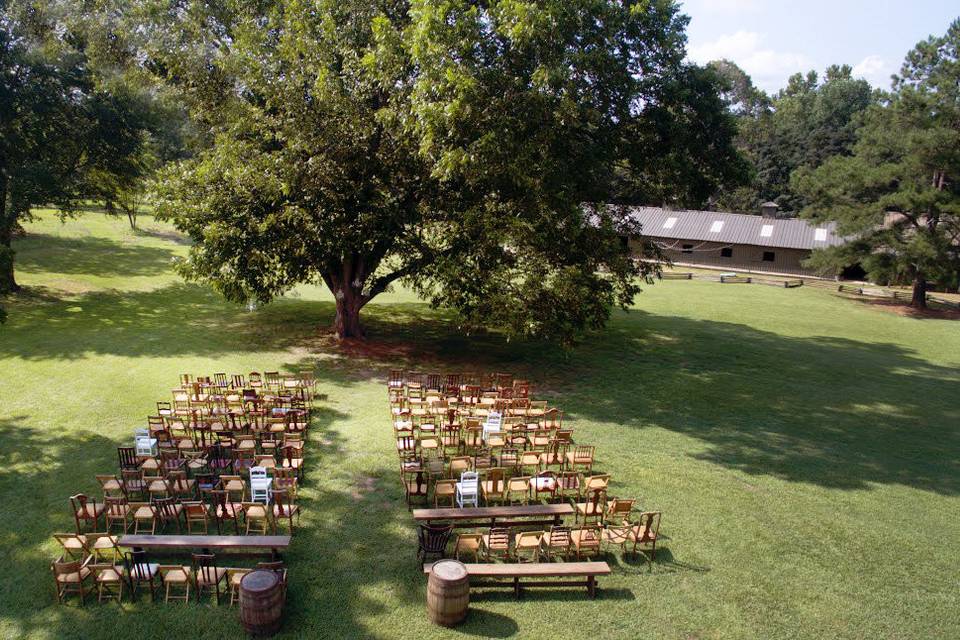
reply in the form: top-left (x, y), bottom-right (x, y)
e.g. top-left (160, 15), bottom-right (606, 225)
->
top-left (659, 272), bottom-right (797, 287)
top-left (837, 284), bottom-right (960, 309)
top-left (656, 274), bottom-right (959, 309)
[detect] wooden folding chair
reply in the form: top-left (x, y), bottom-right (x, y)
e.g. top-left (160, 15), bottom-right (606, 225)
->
top-left (70, 494), bottom-right (104, 534)
top-left (192, 553), bottom-right (227, 604)
top-left (158, 565), bottom-right (192, 603)
top-left (271, 488), bottom-right (300, 533)
top-left (454, 533), bottom-right (483, 562)
top-left (570, 525), bottom-right (602, 559)
top-left (123, 549), bottom-right (159, 601)
top-left (514, 530), bottom-right (544, 563)
top-left (626, 511), bottom-right (662, 562)
top-left (482, 528), bottom-right (511, 561)
top-left (540, 526), bottom-right (572, 561)
top-left (242, 502), bottom-right (270, 535)
top-left (51, 556), bottom-right (92, 605)
top-left (480, 467), bottom-right (506, 505)
top-left (183, 501), bottom-right (210, 534)
top-left (89, 562), bottom-right (125, 603)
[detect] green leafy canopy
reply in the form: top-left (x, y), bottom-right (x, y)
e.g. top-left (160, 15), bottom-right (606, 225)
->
top-left (794, 19), bottom-right (960, 302)
top-left (116, 0), bottom-right (743, 342)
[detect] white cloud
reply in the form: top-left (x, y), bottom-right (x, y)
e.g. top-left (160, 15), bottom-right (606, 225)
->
top-left (853, 54), bottom-right (894, 89)
top-left (688, 30), bottom-right (812, 92)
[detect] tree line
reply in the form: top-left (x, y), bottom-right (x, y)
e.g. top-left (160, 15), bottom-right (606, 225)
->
top-left (709, 24), bottom-right (960, 306)
top-left (1, 2), bottom-right (957, 332)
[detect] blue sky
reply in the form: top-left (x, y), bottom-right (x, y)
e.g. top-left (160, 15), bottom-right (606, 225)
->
top-left (682, 0), bottom-right (958, 93)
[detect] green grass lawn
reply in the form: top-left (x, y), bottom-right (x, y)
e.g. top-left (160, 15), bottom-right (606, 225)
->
top-left (2, 212), bottom-right (958, 640)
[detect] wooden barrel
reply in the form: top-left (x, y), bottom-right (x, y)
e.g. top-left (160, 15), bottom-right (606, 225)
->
top-left (427, 560), bottom-right (469, 627)
top-left (239, 570), bottom-right (283, 637)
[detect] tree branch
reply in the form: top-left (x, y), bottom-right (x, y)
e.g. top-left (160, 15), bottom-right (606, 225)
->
top-left (361, 244), bottom-right (461, 306)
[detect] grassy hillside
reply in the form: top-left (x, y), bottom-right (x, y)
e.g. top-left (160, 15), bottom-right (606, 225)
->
top-left (1, 212), bottom-right (958, 639)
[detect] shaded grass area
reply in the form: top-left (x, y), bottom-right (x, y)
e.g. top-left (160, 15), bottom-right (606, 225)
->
top-left (1, 212), bottom-right (958, 639)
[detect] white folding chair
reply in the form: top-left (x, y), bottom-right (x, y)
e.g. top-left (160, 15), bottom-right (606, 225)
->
top-left (455, 471), bottom-right (479, 508)
top-left (249, 467), bottom-right (272, 504)
top-left (134, 430), bottom-right (158, 457)
top-left (482, 412), bottom-right (503, 444)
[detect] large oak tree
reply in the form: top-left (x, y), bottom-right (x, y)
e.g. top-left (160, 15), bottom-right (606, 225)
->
top-left (0, 1), bottom-right (159, 296)
top-left (128, 0), bottom-right (744, 341)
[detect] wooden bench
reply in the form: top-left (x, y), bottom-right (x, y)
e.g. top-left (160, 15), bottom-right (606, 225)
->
top-left (660, 272), bottom-right (693, 280)
top-left (423, 561), bottom-right (611, 598)
top-left (756, 277), bottom-right (804, 288)
top-left (412, 504), bottom-right (574, 529)
top-left (118, 534), bottom-right (291, 559)
top-left (720, 275), bottom-right (752, 284)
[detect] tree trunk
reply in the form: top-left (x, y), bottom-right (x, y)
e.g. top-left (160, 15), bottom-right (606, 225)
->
top-left (333, 288), bottom-right (366, 339)
top-left (910, 273), bottom-right (927, 309)
top-left (0, 242), bottom-right (16, 294)
top-left (0, 173), bottom-right (19, 295)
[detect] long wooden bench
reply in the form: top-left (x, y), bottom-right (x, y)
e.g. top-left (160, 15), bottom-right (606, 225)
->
top-left (720, 275), bottom-right (752, 284)
top-left (118, 534), bottom-right (291, 559)
top-left (423, 561), bottom-right (611, 599)
top-left (412, 504), bottom-right (574, 529)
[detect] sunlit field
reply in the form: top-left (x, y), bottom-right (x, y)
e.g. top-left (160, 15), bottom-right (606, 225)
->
top-left (2, 212), bottom-right (958, 639)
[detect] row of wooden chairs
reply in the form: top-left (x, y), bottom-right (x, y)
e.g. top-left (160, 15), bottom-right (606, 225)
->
top-left (52, 548), bottom-right (287, 606)
top-left (389, 370), bottom-right (529, 395)
top-left (390, 391), bottom-right (544, 414)
top-left (408, 467), bottom-right (612, 508)
top-left (396, 430), bottom-right (582, 463)
top-left (417, 514), bottom-right (662, 570)
top-left (179, 370), bottom-right (314, 397)
top-left (71, 486), bottom-right (300, 536)
top-left (116, 444), bottom-right (304, 490)
top-left (149, 408), bottom-right (309, 435)
top-left (456, 514), bottom-right (660, 562)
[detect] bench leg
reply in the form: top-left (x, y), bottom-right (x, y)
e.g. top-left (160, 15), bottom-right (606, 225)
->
top-left (514, 577), bottom-right (521, 599)
top-left (588, 575), bottom-right (596, 599)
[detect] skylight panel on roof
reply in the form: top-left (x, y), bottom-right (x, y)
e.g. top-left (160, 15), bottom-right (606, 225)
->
top-left (760, 224), bottom-right (774, 238)
top-left (709, 220), bottom-right (724, 233)
top-left (815, 228), bottom-right (828, 241)
top-left (663, 217), bottom-right (678, 229)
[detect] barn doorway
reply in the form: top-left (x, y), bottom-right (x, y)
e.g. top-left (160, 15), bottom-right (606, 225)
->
top-left (840, 263), bottom-right (866, 280)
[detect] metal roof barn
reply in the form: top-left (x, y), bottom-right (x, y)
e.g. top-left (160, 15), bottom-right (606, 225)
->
top-left (622, 207), bottom-right (845, 251)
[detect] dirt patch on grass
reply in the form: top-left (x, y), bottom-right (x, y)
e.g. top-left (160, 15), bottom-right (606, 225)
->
top-left (314, 334), bottom-right (415, 360)
top-left (350, 474), bottom-right (378, 499)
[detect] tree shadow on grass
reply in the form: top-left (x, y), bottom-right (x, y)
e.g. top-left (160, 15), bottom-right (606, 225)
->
top-left (3, 284), bottom-right (958, 496)
top-left (0, 283), bottom-right (338, 363)
top-left (605, 547), bottom-right (710, 576)
top-left (290, 303), bottom-right (960, 495)
top-left (0, 417), bottom-right (140, 636)
top-left (132, 227), bottom-right (192, 246)
top-left (454, 609), bottom-right (519, 638)
top-left (558, 311), bottom-right (960, 495)
top-left (15, 234), bottom-right (180, 277)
